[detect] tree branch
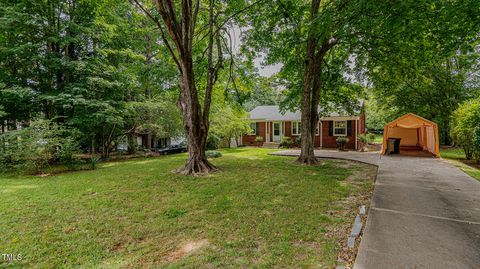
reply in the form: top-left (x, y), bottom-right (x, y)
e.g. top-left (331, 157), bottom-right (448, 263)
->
top-left (131, 0), bottom-right (182, 71)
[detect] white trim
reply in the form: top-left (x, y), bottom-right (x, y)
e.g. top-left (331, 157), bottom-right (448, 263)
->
top-left (321, 116), bottom-right (360, 121)
top-left (272, 122), bottom-right (282, 142)
top-left (292, 121), bottom-right (301, 135)
top-left (320, 120), bottom-right (323, 148)
top-left (265, 121), bottom-right (269, 142)
top-left (249, 122), bottom-right (257, 135)
top-left (333, 120), bottom-right (348, 136)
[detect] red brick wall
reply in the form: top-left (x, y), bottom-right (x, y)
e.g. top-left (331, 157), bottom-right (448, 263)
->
top-left (285, 121), bottom-right (292, 137)
top-left (242, 120), bottom-right (360, 149)
top-left (242, 121), bottom-right (266, 145)
top-left (359, 112), bottom-right (366, 134)
top-left (321, 120), bottom-right (357, 149)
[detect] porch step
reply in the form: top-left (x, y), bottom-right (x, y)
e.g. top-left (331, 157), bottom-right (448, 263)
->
top-left (263, 142), bottom-right (280, 148)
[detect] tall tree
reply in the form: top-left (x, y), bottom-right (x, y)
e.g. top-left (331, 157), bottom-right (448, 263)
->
top-left (243, 0), bottom-right (480, 162)
top-left (131, 0), bottom-right (223, 175)
top-left (243, 0), bottom-right (365, 164)
top-left (132, 0), bottom-right (256, 174)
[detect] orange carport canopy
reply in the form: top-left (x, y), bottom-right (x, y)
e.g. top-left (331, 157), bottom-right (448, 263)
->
top-left (382, 113), bottom-right (440, 157)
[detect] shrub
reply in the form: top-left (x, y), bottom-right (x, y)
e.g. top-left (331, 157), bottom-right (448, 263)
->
top-left (255, 136), bottom-right (263, 142)
top-left (0, 120), bottom-right (80, 174)
top-left (336, 137), bottom-right (350, 151)
top-left (367, 133), bottom-right (376, 143)
top-left (358, 134), bottom-right (368, 151)
top-left (206, 150), bottom-right (222, 158)
top-left (206, 135), bottom-right (220, 150)
top-left (89, 157), bottom-right (101, 170)
top-left (254, 136), bottom-right (263, 146)
top-left (280, 137), bottom-right (293, 148)
top-left (451, 99), bottom-right (480, 162)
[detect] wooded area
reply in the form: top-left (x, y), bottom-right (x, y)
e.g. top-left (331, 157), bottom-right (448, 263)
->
top-left (0, 0), bottom-right (479, 174)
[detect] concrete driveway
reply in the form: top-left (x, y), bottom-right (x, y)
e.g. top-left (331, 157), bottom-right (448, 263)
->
top-left (271, 150), bottom-right (480, 268)
top-left (355, 155), bottom-right (480, 269)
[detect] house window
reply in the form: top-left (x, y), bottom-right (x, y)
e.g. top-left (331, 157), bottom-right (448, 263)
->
top-left (292, 121), bottom-right (301, 135)
top-left (250, 122), bottom-right (257, 135)
top-left (292, 121), bottom-right (319, 135)
top-left (334, 121), bottom-right (347, 136)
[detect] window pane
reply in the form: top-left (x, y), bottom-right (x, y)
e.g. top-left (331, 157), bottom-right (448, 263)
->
top-left (335, 121), bottom-right (346, 128)
top-left (274, 123), bottom-right (280, 135)
top-left (334, 128), bottom-right (346, 135)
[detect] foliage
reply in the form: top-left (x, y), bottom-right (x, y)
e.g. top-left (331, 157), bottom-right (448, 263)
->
top-left (0, 120), bottom-right (79, 173)
top-left (356, 0), bottom-right (480, 144)
top-left (336, 137), bottom-right (350, 151)
top-left (358, 133), bottom-right (375, 151)
top-left (255, 136), bottom-right (264, 143)
top-left (206, 135), bottom-right (220, 150)
top-left (358, 134), bottom-right (368, 144)
top-left (206, 150), bottom-right (222, 158)
top-left (367, 133), bottom-right (376, 142)
top-left (451, 99), bottom-right (480, 161)
top-left (88, 157), bottom-right (101, 170)
top-left (0, 0), bottom-right (178, 158)
top-left (280, 137), bottom-right (293, 148)
top-left (209, 90), bottom-right (251, 148)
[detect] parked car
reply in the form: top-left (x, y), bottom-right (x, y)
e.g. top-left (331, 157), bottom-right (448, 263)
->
top-left (156, 145), bottom-right (187, 155)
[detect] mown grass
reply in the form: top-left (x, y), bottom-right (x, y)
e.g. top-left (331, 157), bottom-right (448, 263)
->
top-left (440, 147), bottom-right (480, 181)
top-left (0, 147), bottom-right (375, 268)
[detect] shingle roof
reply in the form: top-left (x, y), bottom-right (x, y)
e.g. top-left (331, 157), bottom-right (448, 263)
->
top-left (249, 106), bottom-right (301, 121)
top-left (248, 104), bottom-right (362, 121)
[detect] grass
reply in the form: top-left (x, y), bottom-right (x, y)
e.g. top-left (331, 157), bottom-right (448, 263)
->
top-left (371, 134), bottom-right (383, 144)
top-left (440, 147), bottom-right (480, 181)
top-left (0, 148), bottom-right (375, 268)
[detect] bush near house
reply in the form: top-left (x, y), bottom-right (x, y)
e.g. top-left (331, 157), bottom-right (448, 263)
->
top-left (336, 137), bottom-right (350, 151)
top-left (358, 134), bottom-right (368, 151)
top-left (280, 137), bottom-right (293, 148)
top-left (255, 136), bottom-right (263, 146)
top-left (451, 99), bottom-right (480, 163)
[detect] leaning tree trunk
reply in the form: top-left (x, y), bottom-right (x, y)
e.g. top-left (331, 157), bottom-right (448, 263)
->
top-left (175, 67), bottom-right (216, 175)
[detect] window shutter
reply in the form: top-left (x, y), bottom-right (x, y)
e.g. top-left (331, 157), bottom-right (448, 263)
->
top-left (256, 122), bottom-right (260, 136)
top-left (328, 121), bottom-right (333, 136)
top-left (347, 121), bottom-right (352, 136)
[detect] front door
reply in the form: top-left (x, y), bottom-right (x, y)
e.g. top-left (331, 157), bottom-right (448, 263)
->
top-left (273, 122), bottom-right (282, 142)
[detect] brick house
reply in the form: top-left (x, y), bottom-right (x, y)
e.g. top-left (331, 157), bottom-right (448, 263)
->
top-left (241, 105), bottom-right (366, 150)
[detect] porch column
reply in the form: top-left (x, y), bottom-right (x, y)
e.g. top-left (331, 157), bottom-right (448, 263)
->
top-left (320, 120), bottom-right (323, 148)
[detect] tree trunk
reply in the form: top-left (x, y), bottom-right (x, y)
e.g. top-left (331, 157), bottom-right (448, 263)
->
top-left (132, 0), bottom-right (220, 175)
top-left (175, 69), bottom-right (216, 175)
top-left (297, 49), bottom-right (318, 164)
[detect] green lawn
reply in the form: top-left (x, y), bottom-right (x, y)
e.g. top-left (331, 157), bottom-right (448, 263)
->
top-left (440, 147), bottom-right (480, 181)
top-left (0, 148), bottom-right (375, 268)
top-left (372, 134), bottom-right (383, 144)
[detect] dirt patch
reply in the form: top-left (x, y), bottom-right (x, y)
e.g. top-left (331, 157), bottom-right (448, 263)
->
top-left (167, 239), bottom-right (209, 261)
